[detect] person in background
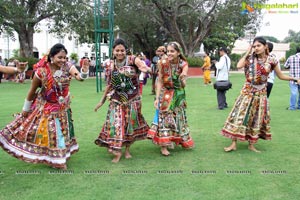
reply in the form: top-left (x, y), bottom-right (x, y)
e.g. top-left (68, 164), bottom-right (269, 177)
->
top-left (79, 57), bottom-right (86, 71)
top-left (14, 63), bottom-right (28, 83)
top-left (5, 58), bottom-right (18, 81)
top-left (151, 46), bottom-right (167, 95)
top-left (284, 47), bottom-right (300, 110)
top-left (0, 56), bottom-right (5, 83)
top-left (213, 47), bottom-right (231, 110)
top-left (142, 53), bottom-right (151, 87)
top-left (147, 46), bottom-right (168, 139)
top-left (101, 56), bottom-right (110, 81)
top-left (221, 37), bottom-right (300, 153)
top-left (266, 42), bottom-right (279, 98)
top-left (94, 38), bottom-right (151, 163)
top-left (0, 43), bottom-right (90, 169)
top-left (210, 56), bottom-right (217, 77)
top-left (137, 52), bottom-right (147, 95)
top-left (148, 41), bottom-right (194, 156)
top-left (201, 51), bottom-right (212, 86)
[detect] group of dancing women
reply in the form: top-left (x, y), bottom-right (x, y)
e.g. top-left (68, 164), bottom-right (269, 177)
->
top-left (0, 37), bottom-right (299, 169)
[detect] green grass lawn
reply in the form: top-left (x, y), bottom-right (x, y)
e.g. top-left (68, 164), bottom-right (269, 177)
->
top-left (1, 74), bottom-right (300, 200)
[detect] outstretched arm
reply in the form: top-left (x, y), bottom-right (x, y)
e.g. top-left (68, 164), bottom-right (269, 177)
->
top-left (0, 65), bottom-right (18, 74)
top-left (0, 61), bottom-right (28, 74)
top-left (274, 64), bottom-right (300, 84)
top-left (69, 59), bottom-right (90, 81)
top-left (134, 57), bottom-right (152, 74)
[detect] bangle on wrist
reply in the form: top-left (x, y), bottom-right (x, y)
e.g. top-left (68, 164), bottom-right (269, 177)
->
top-left (23, 99), bottom-right (33, 112)
top-left (80, 68), bottom-right (89, 79)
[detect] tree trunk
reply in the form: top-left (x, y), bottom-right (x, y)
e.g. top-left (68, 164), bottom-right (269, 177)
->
top-left (18, 25), bottom-right (34, 58)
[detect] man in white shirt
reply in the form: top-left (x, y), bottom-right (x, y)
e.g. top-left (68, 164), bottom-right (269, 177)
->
top-left (214, 47), bottom-right (231, 110)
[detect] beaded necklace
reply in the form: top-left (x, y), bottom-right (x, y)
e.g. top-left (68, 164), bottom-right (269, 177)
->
top-left (249, 54), bottom-right (271, 84)
top-left (52, 69), bottom-right (65, 104)
top-left (115, 58), bottom-right (127, 88)
top-left (113, 57), bottom-right (136, 92)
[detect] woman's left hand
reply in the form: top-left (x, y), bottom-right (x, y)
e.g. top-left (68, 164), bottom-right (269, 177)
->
top-left (179, 73), bottom-right (187, 87)
top-left (82, 59), bottom-right (89, 72)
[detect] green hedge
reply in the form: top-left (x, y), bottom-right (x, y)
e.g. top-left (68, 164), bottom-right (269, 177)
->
top-left (229, 53), bottom-right (242, 71)
top-left (13, 57), bottom-right (39, 70)
top-left (186, 57), bottom-right (204, 67)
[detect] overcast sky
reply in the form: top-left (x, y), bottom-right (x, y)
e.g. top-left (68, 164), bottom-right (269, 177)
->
top-left (255, 0), bottom-right (300, 41)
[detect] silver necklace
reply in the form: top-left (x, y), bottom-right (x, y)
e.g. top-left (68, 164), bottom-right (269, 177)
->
top-left (53, 69), bottom-right (65, 104)
top-left (115, 59), bottom-right (126, 68)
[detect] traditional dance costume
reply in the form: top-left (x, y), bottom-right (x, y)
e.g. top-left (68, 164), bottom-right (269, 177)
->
top-left (95, 56), bottom-right (149, 152)
top-left (148, 58), bottom-right (194, 148)
top-left (0, 58), bottom-right (78, 169)
top-left (221, 55), bottom-right (277, 143)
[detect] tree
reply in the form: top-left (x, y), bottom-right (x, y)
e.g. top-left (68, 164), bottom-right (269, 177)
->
top-left (261, 36), bottom-right (280, 43)
top-left (0, 0), bottom-right (93, 58)
top-left (283, 30), bottom-right (300, 43)
top-left (115, 0), bottom-right (266, 57)
top-left (283, 30), bottom-right (300, 58)
top-left (115, 0), bottom-right (164, 58)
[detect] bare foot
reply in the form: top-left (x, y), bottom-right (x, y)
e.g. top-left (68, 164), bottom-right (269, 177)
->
top-left (111, 152), bottom-right (122, 163)
top-left (248, 144), bottom-right (261, 153)
top-left (161, 147), bottom-right (170, 156)
top-left (125, 146), bottom-right (132, 159)
top-left (224, 144), bottom-right (237, 152)
top-left (125, 151), bottom-right (132, 159)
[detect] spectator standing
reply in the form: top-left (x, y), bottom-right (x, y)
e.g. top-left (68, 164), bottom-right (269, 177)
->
top-left (213, 47), bottom-right (231, 110)
top-left (201, 51), bottom-right (212, 86)
top-left (284, 47), bottom-right (300, 110)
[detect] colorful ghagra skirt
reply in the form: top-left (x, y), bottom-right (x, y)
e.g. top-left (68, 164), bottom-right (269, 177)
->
top-left (95, 96), bottom-right (149, 152)
top-left (151, 87), bottom-right (194, 148)
top-left (0, 99), bottom-right (79, 169)
top-left (221, 83), bottom-right (271, 144)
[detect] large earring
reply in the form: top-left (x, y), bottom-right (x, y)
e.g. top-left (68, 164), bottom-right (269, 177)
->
top-left (51, 59), bottom-right (53, 64)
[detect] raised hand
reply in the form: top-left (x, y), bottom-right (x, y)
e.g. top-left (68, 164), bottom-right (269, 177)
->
top-left (14, 60), bottom-right (28, 73)
top-left (82, 58), bottom-right (90, 73)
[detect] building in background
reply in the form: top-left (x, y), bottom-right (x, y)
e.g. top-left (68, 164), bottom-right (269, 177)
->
top-left (0, 21), bottom-right (109, 65)
top-left (232, 39), bottom-right (290, 61)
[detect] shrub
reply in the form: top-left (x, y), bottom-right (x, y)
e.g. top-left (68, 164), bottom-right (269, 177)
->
top-left (69, 53), bottom-right (79, 64)
top-left (186, 57), bottom-right (204, 67)
top-left (229, 53), bottom-right (242, 71)
top-left (13, 57), bottom-right (39, 70)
